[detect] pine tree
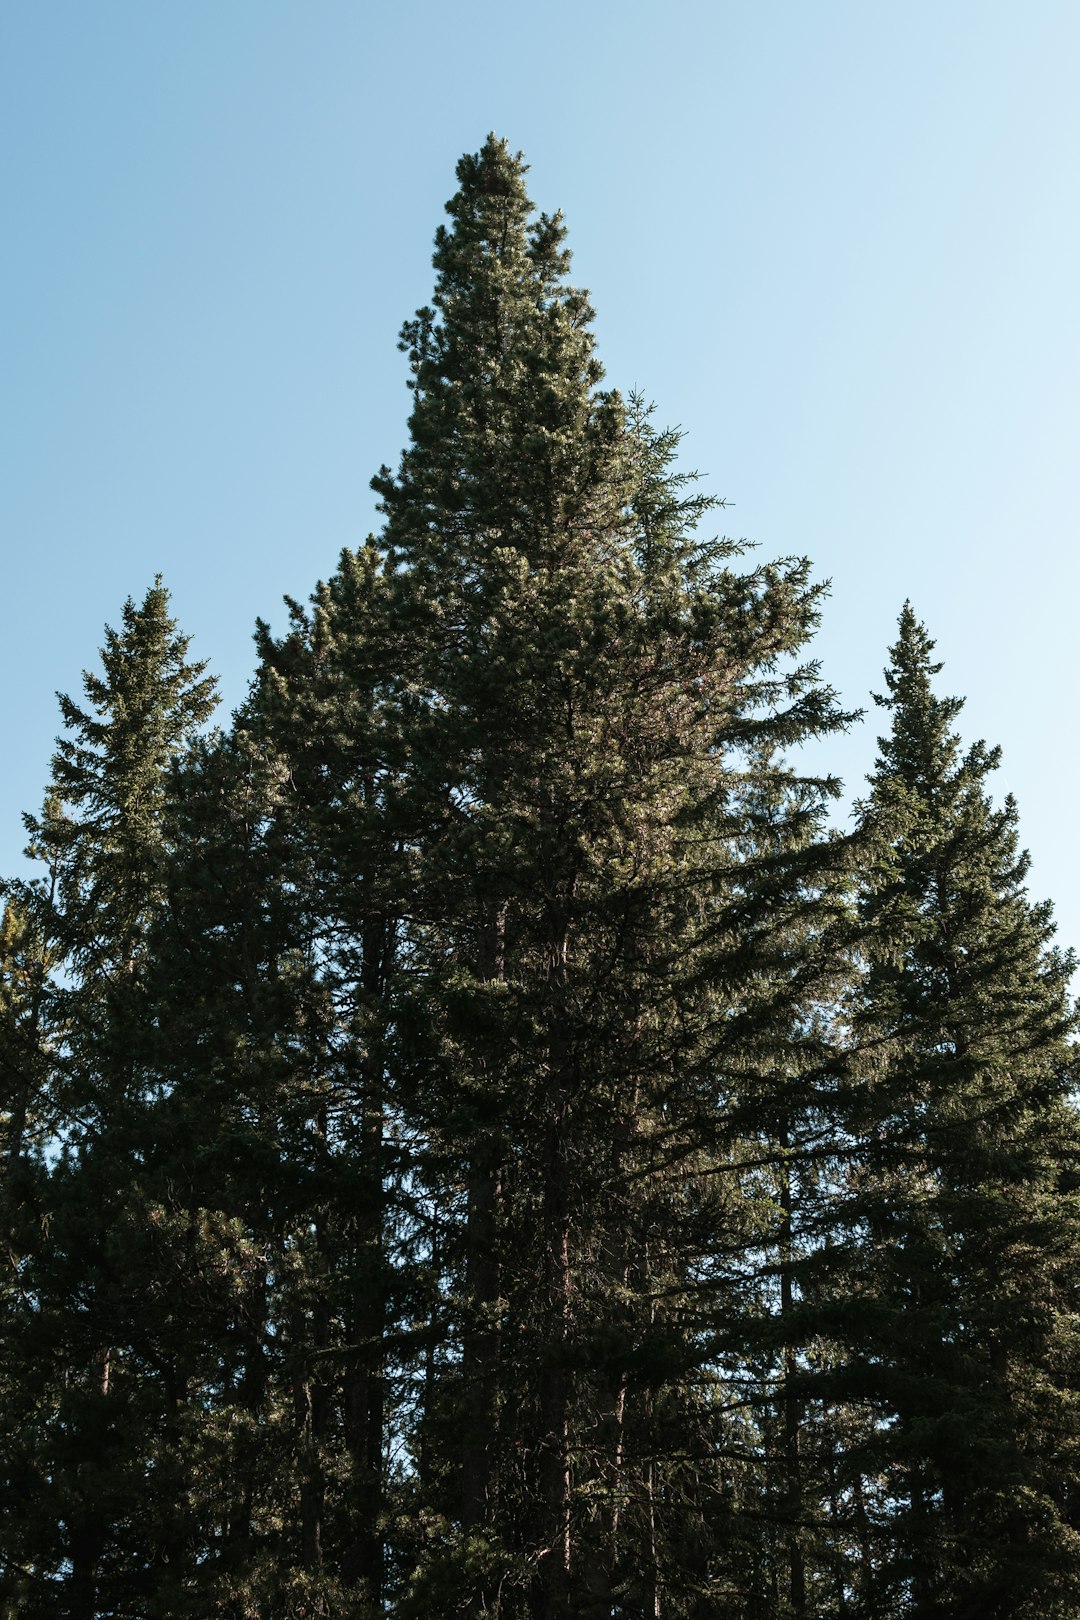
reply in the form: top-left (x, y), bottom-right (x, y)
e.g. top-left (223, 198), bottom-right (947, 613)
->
top-left (92, 545), bottom-right (408, 1617)
top-left (247, 543), bottom-right (404, 1613)
top-left (838, 605), bottom-right (1080, 1617)
top-left (136, 721), bottom-right (332, 1617)
top-left (0, 581), bottom-right (218, 1616)
top-left (21, 138), bottom-right (1080, 1620)
top-left (370, 135), bottom-right (852, 1618)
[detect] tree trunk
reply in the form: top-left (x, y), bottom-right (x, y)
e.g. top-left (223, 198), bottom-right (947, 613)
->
top-left (342, 910), bottom-right (392, 1605)
top-left (294, 1292), bottom-right (328, 1575)
top-left (462, 904), bottom-right (506, 1535)
top-left (532, 998), bottom-right (573, 1620)
top-left (462, 1140), bottom-right (503, 1529)
top-left (779, 1143), bottom-right (807, 1618)
top-left (66, 1348), bottom-right (112, 1619)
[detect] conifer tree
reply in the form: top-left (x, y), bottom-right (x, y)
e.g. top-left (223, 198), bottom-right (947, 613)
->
top-left (0, 582), bottom-right (217, 1616)
top-left (370, 134), bottom-right (852, 1618)
top-left (136, 722), bottom-right (332, 1617)
top-left (16, 138), bottom-right (1080, 1620)
top-left (838, 606), bottom-right (1080, 1617)
top-left (86, 545), bottom-right (407, 1616)
top-left (246, 543), bottom-right (404, 1612)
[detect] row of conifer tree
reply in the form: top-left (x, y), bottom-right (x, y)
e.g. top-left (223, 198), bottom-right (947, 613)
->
top-left (2, 137), bottom-right (1078, 1619)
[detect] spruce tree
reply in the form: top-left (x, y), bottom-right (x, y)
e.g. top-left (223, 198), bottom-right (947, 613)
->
top-left (97, 545), bottom-right (407, 1616)
top-left (136, 722), bottom-right (331, 1617)
top-left (0, 582), bottom-right (217, 1616)
top-left (838, 605), bottom-right (1080, 1617)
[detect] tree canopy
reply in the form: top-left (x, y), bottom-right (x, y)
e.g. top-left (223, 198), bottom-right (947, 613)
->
top-left (1, 138), bottom-right (1076, 1620)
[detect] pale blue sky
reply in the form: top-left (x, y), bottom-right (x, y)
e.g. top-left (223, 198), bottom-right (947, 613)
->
top-left (3, 3), bottom-right (1078, 948)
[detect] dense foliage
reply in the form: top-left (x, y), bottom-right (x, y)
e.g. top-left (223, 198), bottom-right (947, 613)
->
top-left (1, 138), bottom-right (1077, 1619)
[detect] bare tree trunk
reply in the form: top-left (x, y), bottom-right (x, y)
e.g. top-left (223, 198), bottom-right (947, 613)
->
top-left (418, 1204), bottom-right (440, 1487)
top-left (343, 911), bottom-right (392, 1607)
top-left (644, 1451), bottom-right (661, 1620)
top-left (534, 1108), bottom-right (571, 1619)
top-left (462, 904), bottom-right (506, 1535)
top-left (462, 1140), bottom-right (503, 1527)
top-left (826, 1440), bottom-right (850, 1620)
top-left (780, 1143), bottom-right (807, 1618)
top-left (586, 1078), bottom-right (641, 1616)
top-left (66, 1348), bottom-right (112, 1618)
top-left (294, 1290), bottom-right (328, 1575)
top-left (852, 1467), bottom-right (873, 1614)
top-left (227, 1247), bottom-right (268, 1556)
top-left (532, 978), bottom-right (573, 1620)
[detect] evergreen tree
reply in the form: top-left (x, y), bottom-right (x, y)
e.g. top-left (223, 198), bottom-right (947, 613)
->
top-left (245, 543), bottom-right (404, 1613)
top-left (137, 722), bottom-right (333, 1618)
top-left (9, 140), bottom-right (1080, 1620)
top-left (837, 605), bottom-right (1080, 1617)
top-left (371, 135), bottom-right (851, 1617)
top-left (0, 582), bottom-right (217, 1616)
top-left (84, 545), bottom-right (407, 1617)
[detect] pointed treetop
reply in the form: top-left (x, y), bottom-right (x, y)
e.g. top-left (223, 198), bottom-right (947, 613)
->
top-left (21, 577), bottom-right (219, 970)
top-left (372, 137), bottom-right (619, 581)
top-left (50, 576), bottom-right (218, 815)
top-left (434, 135), bottom-right (575, 304)
top-left (870, 602), bottom-right (972, 791)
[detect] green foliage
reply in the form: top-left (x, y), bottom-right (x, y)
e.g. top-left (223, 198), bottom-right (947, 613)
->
top-left (834, 604), bottom-right (1080, 1617)
top-left (2, 148), bottom-right (1078, 1620)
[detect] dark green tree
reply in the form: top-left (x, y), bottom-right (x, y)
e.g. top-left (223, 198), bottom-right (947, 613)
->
top-left (12, 140), bottom-right (1080, 1620)
top-left (837, 605), bottom-right (1080, 1618)
top-left (136, 721), bottom-right (335, 1618)
top-left (104, 545), bottom-right (406, 1617)
top-left (370, 135), bottom-right (852, 1619)
top-left (245, 543), bottom-right (404, 1614)
top-left (0, 581), bottom-right (218, 1617)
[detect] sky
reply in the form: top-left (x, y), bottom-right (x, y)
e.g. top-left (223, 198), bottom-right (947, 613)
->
top-left (3, 2), bottom-right (1078, 950)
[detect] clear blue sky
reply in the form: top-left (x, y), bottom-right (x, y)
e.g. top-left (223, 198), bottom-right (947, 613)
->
top-left (3, 3), bottom-right (1078, 949)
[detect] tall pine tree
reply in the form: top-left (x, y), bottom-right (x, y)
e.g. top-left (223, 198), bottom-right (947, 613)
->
top-left (10, 141), bottom-right (1080, 1620)
top-left (370, 134), bottom-right (852, 1618)
top-left (837, 605), bottom-right (1080, 1617)
top-left (0, 582), bottom-right (217, 1617)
